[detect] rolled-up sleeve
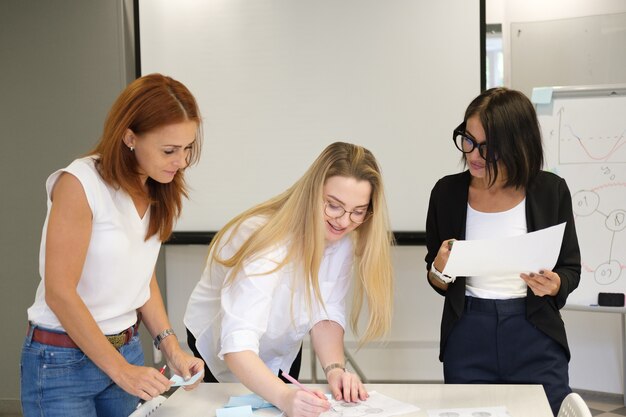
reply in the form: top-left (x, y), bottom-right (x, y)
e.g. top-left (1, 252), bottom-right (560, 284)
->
top-left (218, 254), bottom-right (283, 359)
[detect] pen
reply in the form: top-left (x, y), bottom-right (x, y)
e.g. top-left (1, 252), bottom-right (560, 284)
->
top-left (283, 371), bottom-right (334, 408)
top-left (159, 365), bottom-right (167, 375)
top-left (281, 372), bottom-right (314, 394)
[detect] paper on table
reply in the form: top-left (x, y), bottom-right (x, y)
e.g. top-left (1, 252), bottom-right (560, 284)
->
top-left (216, 405), bottom-right (254, 417)
top-left (225, 393), bottom-right (276, 410)
top-left (321, 391), bottom-right (419, 417)
top-left (169, 370), bottom-right (203, 387)
top-left (442, 223), bottom-right (566, 277)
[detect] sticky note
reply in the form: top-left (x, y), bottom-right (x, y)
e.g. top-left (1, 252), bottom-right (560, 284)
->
top-left (169, 370), bottom-right (203, 387)
top-left (225, 394), bottom-right (275, 409)
top-left (531, 87), bottom-right (553, 104)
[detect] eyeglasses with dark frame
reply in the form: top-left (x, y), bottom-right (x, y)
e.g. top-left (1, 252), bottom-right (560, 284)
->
top-left (324, 201), bottom-right (372, 224)
top-left (453, 122), bottom-right (489, 160)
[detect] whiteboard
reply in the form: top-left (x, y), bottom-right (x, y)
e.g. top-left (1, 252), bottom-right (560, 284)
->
top-left (138, 0), bottom-right (481, 232)
top-left (536, 85), bottom-right (626, 306)
top-left (511, 12), bottom-right (626, 98)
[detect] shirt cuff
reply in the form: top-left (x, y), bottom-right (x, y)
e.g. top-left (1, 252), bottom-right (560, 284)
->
top-left (311, 316), bottom-right (346, 331)
top-left (218, 330), bottom-right (260, 359)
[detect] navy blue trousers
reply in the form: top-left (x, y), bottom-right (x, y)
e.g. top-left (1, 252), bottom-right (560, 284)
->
top-left (443, 296), bottom-right (571, 416)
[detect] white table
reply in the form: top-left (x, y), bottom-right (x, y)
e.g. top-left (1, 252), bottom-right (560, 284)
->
top-left (152, 383), bottom-right (553, 417)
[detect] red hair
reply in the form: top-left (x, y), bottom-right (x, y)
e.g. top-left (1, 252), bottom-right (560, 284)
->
top-left (91, 73), bottom-right (202, 241)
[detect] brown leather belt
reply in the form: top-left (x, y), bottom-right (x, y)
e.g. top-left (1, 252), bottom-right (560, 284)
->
top-left (29, 321), bottom-right (140, 350)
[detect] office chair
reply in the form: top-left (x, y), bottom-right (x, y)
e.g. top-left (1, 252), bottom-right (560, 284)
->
top-left (557, 393), bottom-right (592, 417)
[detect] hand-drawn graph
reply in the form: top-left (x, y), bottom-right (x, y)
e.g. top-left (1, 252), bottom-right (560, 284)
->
top-left (537, 87), bottom-right (626, 306)
top-left (549, 98), bottom-right (626, 164)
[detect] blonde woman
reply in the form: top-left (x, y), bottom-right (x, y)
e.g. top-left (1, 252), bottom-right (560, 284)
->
top-left (185, 142), bottom-right (394, 417)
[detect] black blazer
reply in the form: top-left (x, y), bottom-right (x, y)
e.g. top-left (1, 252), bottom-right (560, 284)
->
top-left (425, 170), bottom-right (581, 361)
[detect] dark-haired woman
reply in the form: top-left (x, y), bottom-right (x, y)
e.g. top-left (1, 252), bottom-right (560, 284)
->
top-left (425, 87), bottom-right (581, 416)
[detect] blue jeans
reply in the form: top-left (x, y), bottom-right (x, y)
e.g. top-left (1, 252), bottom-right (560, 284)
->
top-left (20, 325), bottom-right (144, 417)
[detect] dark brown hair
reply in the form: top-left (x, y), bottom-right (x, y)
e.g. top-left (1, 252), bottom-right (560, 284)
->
top-left (464, 87), bottom-right (543, 188)
top-left (91, 73), bottom-right (202, 240)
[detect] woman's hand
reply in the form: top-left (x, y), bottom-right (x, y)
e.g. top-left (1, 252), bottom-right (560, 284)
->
top-left (520, 269), bottom-right (561, 297)
top-left (433, 239), bottom-right (455, 273)
top-left (112, 363), bottom-right (172, 401)
top-left (327, 368), bottom-right (368, 402)
top-left (281, 387), bottom-right (330, 417)
top-left (162, 340), bottom-right (205, 391)
top-left (428, 239), bottom-right (455, 289)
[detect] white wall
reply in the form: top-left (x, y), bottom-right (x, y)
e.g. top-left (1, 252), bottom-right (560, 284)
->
top-left (563, 310), bottom-right (623, 394)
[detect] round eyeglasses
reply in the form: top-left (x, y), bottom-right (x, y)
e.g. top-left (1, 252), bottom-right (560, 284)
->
top-left (453, 122), bottom-right (489, 160)
top-left (324, 202), bottom-right (371, 224)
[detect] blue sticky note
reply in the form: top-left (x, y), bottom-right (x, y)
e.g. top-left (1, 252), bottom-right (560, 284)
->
top-left (225, 394), bottom-right (275, 409)
top-left (216, 405), bottom-right (254, 417)
top-left (169, 370), bottom-right (203, 387)
top-left (531, 87), bottom-right (553, 104)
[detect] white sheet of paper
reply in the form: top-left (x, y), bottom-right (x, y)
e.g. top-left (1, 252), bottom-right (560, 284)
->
top-left (169, 370), bottom-right (203, 387)
top-left (321, 391), bottom-right (419, 417)
top-left (442, 223), bottom-right (566, 277)
top-left (216, 405), bottom-right (254, 417)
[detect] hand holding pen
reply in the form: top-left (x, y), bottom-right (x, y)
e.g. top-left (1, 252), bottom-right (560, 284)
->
top-left (281, 371), bottom-right (330, 417)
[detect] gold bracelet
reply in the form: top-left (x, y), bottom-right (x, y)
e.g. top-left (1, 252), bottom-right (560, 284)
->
top-left (323, 362), bottom-right (346, 375)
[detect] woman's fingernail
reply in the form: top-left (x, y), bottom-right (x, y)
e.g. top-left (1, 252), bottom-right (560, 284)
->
top-left (539, 270), bottom-right (545, 274)
top-left (529, 273), bottom-right (535, 277)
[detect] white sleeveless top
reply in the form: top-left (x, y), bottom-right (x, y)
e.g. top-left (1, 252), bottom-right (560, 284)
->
top-left (27, 156), bottom-right (161, 334)
top-left (465, 198), bottom-right (528, 299)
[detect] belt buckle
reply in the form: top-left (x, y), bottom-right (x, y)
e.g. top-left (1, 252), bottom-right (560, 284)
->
top-left (107, 333), bottom-right (126, 349)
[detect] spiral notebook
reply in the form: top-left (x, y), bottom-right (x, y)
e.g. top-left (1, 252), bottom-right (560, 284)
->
top-left (129, 395), bottom-right (167, 417)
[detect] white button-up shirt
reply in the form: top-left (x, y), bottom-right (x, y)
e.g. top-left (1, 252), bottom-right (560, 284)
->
top-left (184, 216), bottom-right (354, 382)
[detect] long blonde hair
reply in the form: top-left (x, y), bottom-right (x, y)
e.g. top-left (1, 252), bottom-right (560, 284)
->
top-left (210, 142), bottom-right (394, 344)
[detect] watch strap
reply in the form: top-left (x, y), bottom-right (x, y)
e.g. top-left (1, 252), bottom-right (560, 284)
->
top-left (430, 264), bottom-right (455, 283)
top-left (154, 328), bottom-right (176, 350)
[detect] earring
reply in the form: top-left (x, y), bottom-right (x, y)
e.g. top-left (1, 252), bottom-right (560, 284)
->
top-left (129, 146), bottom-right (134, 152)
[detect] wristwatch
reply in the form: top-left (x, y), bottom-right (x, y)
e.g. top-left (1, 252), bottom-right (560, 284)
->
top-left (154, 328), bottom-right (176, 350)
top-left (430, 264), bottom-right (455, 284)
